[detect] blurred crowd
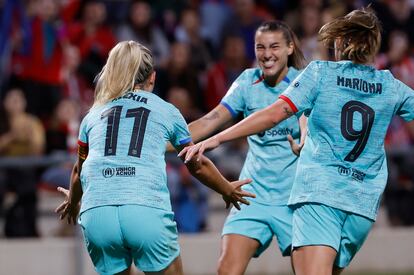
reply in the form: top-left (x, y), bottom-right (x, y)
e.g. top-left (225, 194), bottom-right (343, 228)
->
top-left (0, 0), bottom-right (413, 237)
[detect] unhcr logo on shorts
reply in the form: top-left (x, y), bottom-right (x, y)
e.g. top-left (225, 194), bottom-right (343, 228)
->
top-left (337, 165), bottom-right (351, 176)
top-left (102, 166), bottom-right (136, 178)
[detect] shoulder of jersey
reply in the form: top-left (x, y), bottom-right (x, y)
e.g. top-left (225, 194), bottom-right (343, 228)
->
top-left (240, 68), bottom-right (263, 85)
top-left (288, 66), bottom-right (301, 77)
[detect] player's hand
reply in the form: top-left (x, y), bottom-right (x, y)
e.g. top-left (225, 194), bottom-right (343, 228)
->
top-left (55, 187), bottom-right (80, 225)
top-left (222, 178), bottom-right (255, 210)
top-left (178, 136), bottom-right (220, 163)
top-left (287, 134), bottom-right (304, 156)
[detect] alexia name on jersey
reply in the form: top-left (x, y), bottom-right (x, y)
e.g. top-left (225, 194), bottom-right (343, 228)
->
top-left (112, 92), bottom-right (149, 104)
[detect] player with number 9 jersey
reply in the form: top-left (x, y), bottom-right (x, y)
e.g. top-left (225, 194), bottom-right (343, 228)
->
top-left (283, 59), bottom-right (414, 221)
top-left (179, 8), bottom-right (414, 273)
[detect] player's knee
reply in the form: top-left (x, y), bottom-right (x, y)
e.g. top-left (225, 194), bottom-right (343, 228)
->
top-left (217, 255), bottom-right (240, 275)
top-left (217, 263), bottom-right (232, 275)
top-left (217, 256), bottom-right (228, 275)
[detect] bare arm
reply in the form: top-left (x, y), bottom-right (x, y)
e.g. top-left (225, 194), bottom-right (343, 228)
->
top-left (188, 104), bottom-right (233, 142)
top-left (179, 99), bottom-right (295, 161)
top-left (166, 105), bottom-right (233, 152)
top-left (298, 114), bottom-right (308, 145)
top-left (175, 142), bottom-right (255, 209)
top-left (215, 99), bottom-right (294, 144)
top-left (55, 143), bottom-right (87, 224)
top-left (68, 159), bottom-right (83, 208)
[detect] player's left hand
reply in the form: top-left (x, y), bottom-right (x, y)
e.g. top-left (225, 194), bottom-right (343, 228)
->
top-left (55, 187), bottom-right (80, 225)
top-left (287, 134), bottom-right (304, 156)
top-left (178, 136), bottom-right (220, 162)
top-left (222, 178), bottom-right (255, 210)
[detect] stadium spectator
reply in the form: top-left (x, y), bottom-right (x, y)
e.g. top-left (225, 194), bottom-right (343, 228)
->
top-left (39, 98), bottom-right (80, 236)
top-left (221, 0), bottom-right (264, 62)
top-left (175, 8), bottom-right (213, 73)
top-left (40, 98), bottom-right (80, 192)
top-left (117, 0), bottom-right (170, 69)
top-left (203, 34), bottom-right (251, 111)
top-left (43, 98), bottom-right (80, 156)
top-left (66, 0), bottom-right (116, 86)
top-left (10, 0), bottom-right (67, 122)
top-left (179, 21), bottom-right (306, 275)
top-left (372, 0), bottom-right (414, 53)
top-left (60, 44), bottom-right (94, 115)
top-left (383, 117), bottom-right (414, 226)
top-left (55, 40), bottom-right (254, 275)
top-left (166, 86), bottom-right (202, 122)
top-left (155, 42), bottom-right (204, 111)
top-left (375, 30), bottom-right (414, 89)
top-left (180, 7), bottom-right (414, 274)
top-left (0, 87), bottom-right (45, 237)
top-left (0, 0), bottom-right (30, 94)
top-left (297, 5), bottom-right (328, 63)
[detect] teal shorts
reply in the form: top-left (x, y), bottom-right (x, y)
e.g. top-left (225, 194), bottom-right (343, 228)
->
top-left (222, 201), bottom-right (293, 257)
top-left (79, 205), bottom-right (180, 275)
top-left (292, 203), bottom-right (374, 268)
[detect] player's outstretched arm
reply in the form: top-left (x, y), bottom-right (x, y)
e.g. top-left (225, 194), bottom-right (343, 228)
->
top-left (55, 158), bottom-right (84, 225)
top-left (166, 105), bottom-right (233, 152)
top-left (179, 99), bottom-right (295, 162)
top-left (176, 143), bottom-right (255, 210)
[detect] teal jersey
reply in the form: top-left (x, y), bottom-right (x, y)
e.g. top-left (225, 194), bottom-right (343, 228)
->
top-left (78, 90), bottom-right (191, 213)
top-left (221, 67), bottom-right (302, 205)
top-left (281, 60), bottom-right (414, 220)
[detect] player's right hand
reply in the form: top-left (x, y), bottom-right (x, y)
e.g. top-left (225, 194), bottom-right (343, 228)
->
top-left (55, 187), bottom-right (80, 225)
top-left (222, 178), bottom-right (255, 210)
top-left (179, 136), bottom-right (221, 163)
top-left (287, 134), bottom-right (304, 156)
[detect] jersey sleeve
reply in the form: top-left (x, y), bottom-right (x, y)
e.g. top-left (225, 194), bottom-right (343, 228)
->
top-left (279, 61), bottom-right (320, 114)
top-left (220, 73), bottom-right (246, 118)
top-left (78, 114), bottom-right (89, 160)
top-left (170, 107), bottom-right (192, 148)
top-left (395, 78), bottom-right (414, 122)
top-left (78, 114), bottom-right (89, 145)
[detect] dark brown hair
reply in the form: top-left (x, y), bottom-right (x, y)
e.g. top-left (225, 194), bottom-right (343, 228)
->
top-left (256, 21), bottom-right (306, 70)
top-left (318, 8), bottom-right (381, 64)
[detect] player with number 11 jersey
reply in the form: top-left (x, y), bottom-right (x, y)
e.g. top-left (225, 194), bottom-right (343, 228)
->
top-left (78, 90), bottom-right (191, 214)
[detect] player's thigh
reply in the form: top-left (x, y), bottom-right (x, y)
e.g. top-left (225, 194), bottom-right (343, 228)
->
top-left (291, 203), bottom-right (346, 274)
top-left (222, 202), bottom-right (273, 258)
top-left (79, 206), bottom-right (131, 275)
top-left (335, 213), bottom-right (374, 268)
top-left (119, 205), bottom-right (180, 273)
top-left (218, 234), bottom-right (260, 275)
top-left (292, 245), bottom-right (337, 275)
top-left (221, 234), bottom-right (260, 263)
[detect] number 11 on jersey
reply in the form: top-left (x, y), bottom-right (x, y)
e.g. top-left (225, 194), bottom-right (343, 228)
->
top-left (101, 106), bottom-right (151, 158)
